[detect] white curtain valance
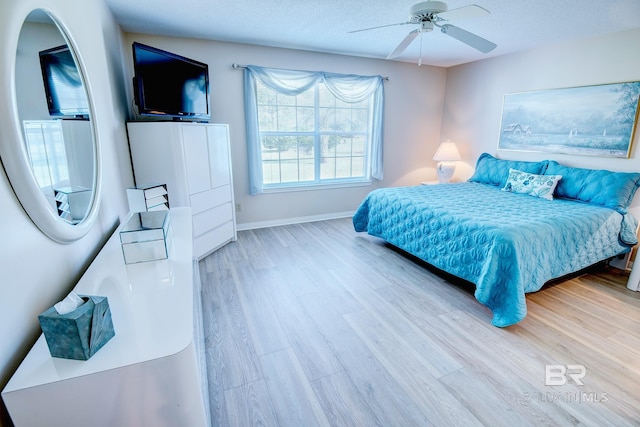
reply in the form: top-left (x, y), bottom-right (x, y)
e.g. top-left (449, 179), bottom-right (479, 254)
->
top-left (246, 65), bottom-right (383, 103)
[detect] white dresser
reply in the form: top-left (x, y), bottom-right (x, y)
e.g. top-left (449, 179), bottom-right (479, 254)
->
top-left (127, 122), bottom-right (237, 259)
top-left (2, 208), bottom-right (210, 427)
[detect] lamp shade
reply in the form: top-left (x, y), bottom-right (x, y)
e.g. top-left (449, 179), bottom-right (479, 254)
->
top-left (433, 140), bottom-right (461, 162)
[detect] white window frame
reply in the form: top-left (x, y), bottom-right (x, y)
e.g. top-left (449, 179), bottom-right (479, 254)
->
top-left (243, 65), bottom-right (385, 195)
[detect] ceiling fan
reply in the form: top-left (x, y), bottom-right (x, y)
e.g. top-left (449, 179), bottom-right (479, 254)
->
top-left (350, 1), bottom-right (496, 64)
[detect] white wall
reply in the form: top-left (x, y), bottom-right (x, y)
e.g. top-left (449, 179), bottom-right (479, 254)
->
top-left (441, 28), bottom-right (640, 183)
top-left (121, 34), bottom-right (448, 227)
top-left (0, 1), bottom-right (132, 423)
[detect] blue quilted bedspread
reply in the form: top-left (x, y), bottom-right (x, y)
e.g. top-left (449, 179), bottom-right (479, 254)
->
top-left (352, 183), bottom-right (637, 327)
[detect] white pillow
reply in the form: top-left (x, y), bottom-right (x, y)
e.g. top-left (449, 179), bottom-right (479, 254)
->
top-left (502, 168), bottom-right (562, 201)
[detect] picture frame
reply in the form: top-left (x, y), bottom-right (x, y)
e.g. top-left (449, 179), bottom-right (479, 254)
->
top-left (498, 81), bottom-right (640, 158)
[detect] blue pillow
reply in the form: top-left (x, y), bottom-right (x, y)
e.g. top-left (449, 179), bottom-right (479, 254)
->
top-left (468, 153), bottom-right (549, 187)
top-left (545, 161), bottom-right (640, 213)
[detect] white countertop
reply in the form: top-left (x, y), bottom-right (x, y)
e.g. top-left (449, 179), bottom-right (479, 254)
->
top-left (3, 207), bottom-right (195, 392)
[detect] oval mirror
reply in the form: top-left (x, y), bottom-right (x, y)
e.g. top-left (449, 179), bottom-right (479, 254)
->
top-left (3, 9), bottom-right (100, 243)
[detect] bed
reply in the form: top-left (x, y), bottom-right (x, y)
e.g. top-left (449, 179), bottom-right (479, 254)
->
top-left (353, 153), bottom-right (640, 327)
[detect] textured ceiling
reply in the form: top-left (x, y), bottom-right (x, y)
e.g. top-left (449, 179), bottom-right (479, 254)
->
top-left (105, 0), bottom-right (640, 67)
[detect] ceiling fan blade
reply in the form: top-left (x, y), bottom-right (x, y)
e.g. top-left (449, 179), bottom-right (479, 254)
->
top-left (348, 22), bottom-right (410, 34)
top-left (386, 29), bottom-right (420, 59)
top-left (437, 4), bottom-right (490, 21)
top-left (440, 24), bottom-right (496, 53)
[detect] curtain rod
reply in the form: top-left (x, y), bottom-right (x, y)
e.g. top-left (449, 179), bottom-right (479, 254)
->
top-left (232, 63), bottom-right (389, 81)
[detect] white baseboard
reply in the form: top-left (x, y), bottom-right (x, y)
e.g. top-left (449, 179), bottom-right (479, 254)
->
top-left (237, 211), bottom-right (355, 231)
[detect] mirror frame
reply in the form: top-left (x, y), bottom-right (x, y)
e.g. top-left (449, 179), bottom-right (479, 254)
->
top-left (0, 7), bottom-right (101, 243)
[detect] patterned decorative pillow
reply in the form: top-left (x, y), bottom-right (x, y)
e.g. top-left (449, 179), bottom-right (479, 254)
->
top-left (502, 168), bottom-right (562, 200)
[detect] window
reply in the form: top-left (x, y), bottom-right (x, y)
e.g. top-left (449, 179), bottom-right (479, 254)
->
top-left (244, 66), bottom-right (384, 194)
top-left (23, 120), bottom-right (69, 193)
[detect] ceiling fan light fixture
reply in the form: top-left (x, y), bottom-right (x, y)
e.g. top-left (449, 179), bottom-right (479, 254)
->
top-left (421, 21), bottom-right (434, 32)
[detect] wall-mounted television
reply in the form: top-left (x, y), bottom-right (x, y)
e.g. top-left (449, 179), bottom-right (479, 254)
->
top-left (39, 45), bottom-right (90, 119)
top-left (132, 42), bottom-right (210, 121)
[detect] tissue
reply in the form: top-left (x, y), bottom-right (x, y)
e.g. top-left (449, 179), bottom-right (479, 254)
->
top-left (54, 292), bottom-right (85, 315)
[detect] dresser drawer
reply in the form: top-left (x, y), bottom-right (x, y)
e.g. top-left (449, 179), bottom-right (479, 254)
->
top-left (192, 203), bottom-right (233, 237)
top-left (194, 221), bottom-right (235, 259)
top-left (190, 185), bottom-right (231, 215)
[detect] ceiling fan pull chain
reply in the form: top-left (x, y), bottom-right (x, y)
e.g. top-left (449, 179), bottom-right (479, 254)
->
top-left (418, 32), bottom-right (423, 66)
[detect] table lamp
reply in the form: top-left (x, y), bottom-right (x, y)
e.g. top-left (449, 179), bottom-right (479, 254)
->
top-left (433, 139), bottom-right (461, 183)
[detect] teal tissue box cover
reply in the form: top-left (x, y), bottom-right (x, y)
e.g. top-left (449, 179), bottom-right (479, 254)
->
top-left (38, 295), bottom-right (115, 360)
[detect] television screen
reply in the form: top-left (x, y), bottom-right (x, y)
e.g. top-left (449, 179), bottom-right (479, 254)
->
top-left (39, 45), bottom-right (90, 119)
top-left (132, 42), bottom-right (210, 121)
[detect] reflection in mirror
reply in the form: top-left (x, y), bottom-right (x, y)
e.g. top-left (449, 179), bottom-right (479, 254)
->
top-left (16, 10), bottom-right (95, 225)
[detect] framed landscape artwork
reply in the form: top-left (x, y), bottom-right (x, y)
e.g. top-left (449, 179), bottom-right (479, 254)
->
top-left (498, 81), bottom-right (640, 158)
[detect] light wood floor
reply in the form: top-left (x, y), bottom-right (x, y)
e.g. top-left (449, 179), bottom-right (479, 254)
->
top-left (199, 218), bottom-right (640, 426)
